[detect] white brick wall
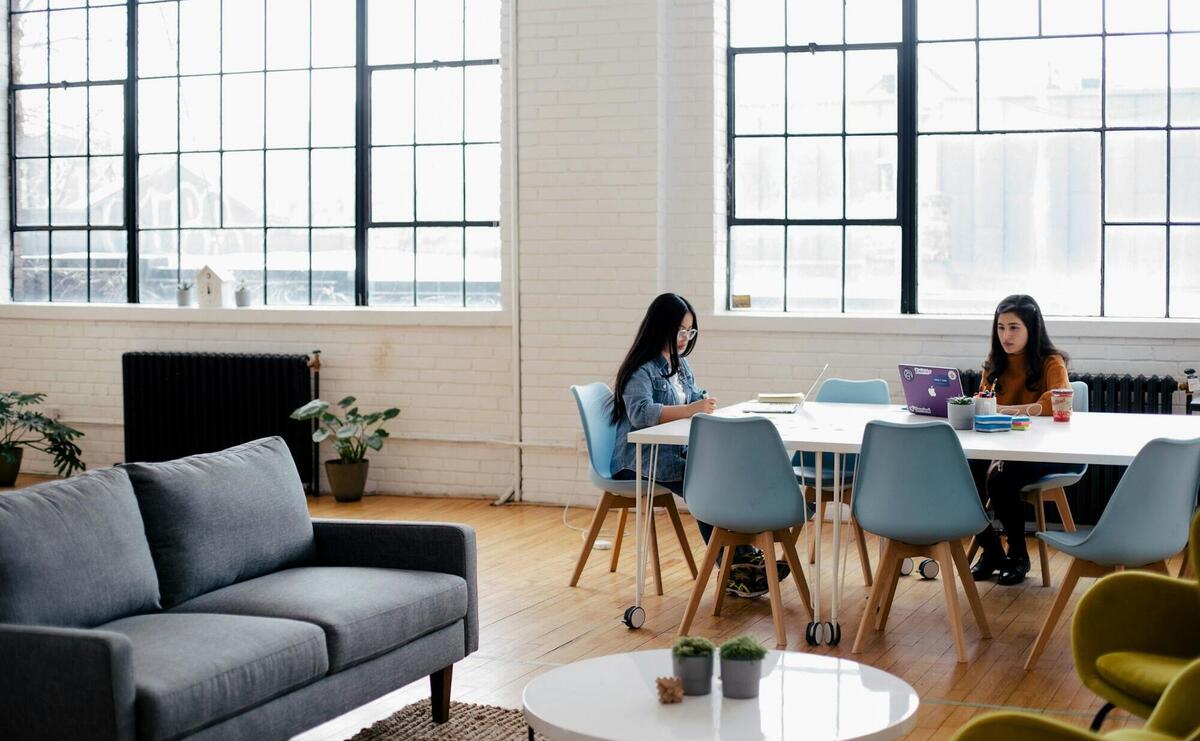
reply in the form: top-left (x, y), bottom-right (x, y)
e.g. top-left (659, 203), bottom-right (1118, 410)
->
top-left (2, 0), bottom-right (1199, 504)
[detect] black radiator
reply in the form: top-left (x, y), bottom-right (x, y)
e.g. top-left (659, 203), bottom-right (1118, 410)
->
top-left (959, 369), bottom-right (1178, 525)
top-left (123, 352), bottom-right (317, 494)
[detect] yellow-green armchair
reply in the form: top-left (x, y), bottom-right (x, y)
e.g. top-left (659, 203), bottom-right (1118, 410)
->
top-left (953, 657), bottom-right (1200, 741)
top-left (1074, 511), bottom-right (1200, 728)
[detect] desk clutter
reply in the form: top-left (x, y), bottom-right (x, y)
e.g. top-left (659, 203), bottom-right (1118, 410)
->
top-left (974, 414), bottom-right (1013, 433)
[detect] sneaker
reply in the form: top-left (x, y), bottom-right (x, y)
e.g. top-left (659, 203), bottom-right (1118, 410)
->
top-left (732, 550), bottom-right (792, 583)
top-left (725, 565), bottom-right (768, 598)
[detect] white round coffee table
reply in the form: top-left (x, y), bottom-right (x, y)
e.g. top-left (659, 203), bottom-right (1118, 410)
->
top-left (522, 649), bottom-right (918, 740)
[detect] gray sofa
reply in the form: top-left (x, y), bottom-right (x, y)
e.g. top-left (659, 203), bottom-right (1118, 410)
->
top-left (0, 437), bottom-right (478, 741)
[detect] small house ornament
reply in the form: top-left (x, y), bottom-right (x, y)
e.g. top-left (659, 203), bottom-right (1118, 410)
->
top-left (194, 265), bottom-right (234, 308)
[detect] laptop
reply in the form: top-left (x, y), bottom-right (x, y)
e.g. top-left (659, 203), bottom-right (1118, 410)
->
top-left (745, 364), bottom-right (829, 414)
top-left (898, 364), bottom-right (964, 418)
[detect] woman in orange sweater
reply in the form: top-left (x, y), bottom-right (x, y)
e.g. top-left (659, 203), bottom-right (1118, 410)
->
top-left (970, 294), bottom-right (1073, 586)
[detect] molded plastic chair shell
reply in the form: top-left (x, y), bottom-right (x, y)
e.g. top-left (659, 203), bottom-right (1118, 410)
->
top-left (1021, 380), bottom-right (1091, 493)
top-left (851, 420), bottom-right (990, 545)
top-left (793, 378), bottom-right (891, 482)
top-left (683, 414), bottom-right (808, 534)
top-left (570, 383), bottom-right (668, 495)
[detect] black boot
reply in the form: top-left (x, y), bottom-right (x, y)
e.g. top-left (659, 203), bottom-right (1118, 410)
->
top-left (970, 528), bottom-right (1005, 581)
top-left (998, 546), bottom-right (1031, 586)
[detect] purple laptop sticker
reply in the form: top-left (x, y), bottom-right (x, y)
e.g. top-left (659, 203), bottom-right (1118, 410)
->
top-left (898, 365), bottom-right (965, 418)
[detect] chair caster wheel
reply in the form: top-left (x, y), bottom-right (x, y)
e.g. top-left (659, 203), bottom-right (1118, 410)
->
top-left (805, 622), bottom-right (820, 646)
top-left (899, 558), bottom-right (914, 576)
top-left (918, 559), bottom-right (940, 580)
top-left (622, 606), bottom-right (645, 629)
top-left (826, 621), bottom-right (842, 646)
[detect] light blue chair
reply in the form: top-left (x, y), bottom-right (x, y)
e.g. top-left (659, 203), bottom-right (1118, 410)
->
top-left (677, 414), bottom-right (814, 648)
top-left (969, 380), bottom-right (1090, 587)
top-left (793, 378), bottom-right (891, 585)
top-left (850, 420), bottom-right (993, 663)
top-left (568, 384), bottom-right (697, 595)
top-left (1024, 436), bottom-right (1200, 670)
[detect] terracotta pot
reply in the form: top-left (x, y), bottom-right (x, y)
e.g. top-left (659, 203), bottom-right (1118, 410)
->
top-left (0, 447), bottom-right (24, 487)
top-left (326, 459), bottom-right (369, 502)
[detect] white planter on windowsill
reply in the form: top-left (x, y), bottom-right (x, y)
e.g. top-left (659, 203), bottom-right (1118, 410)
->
top-left (176, 287), bottom-right (193, 307)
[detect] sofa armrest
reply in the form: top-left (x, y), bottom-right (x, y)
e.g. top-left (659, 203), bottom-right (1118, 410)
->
top-left (311, 519), bottom-right (479, 654)
top-left (0, 624), bottom-right (136, 741)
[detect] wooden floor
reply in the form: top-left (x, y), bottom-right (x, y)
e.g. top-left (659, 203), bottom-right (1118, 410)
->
top-left (292, 495), bottom-right (1167, 741)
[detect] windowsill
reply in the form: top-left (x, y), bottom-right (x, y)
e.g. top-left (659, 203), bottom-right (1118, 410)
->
top-left (0, 302), bottom-right (511, 327)
top-left (705, 311), bottom-right (1200, 340)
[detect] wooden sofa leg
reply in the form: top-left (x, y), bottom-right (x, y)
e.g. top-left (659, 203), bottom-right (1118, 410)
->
top-left (431, 665), bottom-right (453, 723)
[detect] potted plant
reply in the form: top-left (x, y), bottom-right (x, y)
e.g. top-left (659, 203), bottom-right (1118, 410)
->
top-left (290, 396), bottom-right (399, 502)
top-left (176, 281), bottom-right (193, 307)
top-left (718, 635), bottom-right (768, 699)
top-left (234, 280), bottom-right (253, 307)
top-left (671, 636), bottom-right (716, 696)
top-left (947, 395), bottom-right (975, 430)
top-left (0, 392), bottom-right (86, 487)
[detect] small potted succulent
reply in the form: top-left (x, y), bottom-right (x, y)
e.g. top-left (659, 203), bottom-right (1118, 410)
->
top-left (290, 396), bottom-right (400, 502)
top-left (718, 635), bottom-right (767, 699)
top-left (947, 395), bottom-right (976, 430)
top-left (671, 636), bottom-right (716, 696)
top-left (234, 280), bottom-right (253, 307)
top-left (176, 281), bottom-right (194, 307)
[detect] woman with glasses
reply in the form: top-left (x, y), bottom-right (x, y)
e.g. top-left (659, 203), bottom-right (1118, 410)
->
top-left (609, 292), bottom-right (784, 598)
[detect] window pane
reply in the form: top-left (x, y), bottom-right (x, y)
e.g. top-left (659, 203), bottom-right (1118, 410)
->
top-left (14, 232), bottom-right (50, 301)
top-left (89, 6), bottom-right (126, 80)
top-left (918, 133), bottom-right (1101, 315)
top-left (465, 226), bottom-right (500, 307)
top-left (918, 0), bottom-right (974, 40)
top-left (89, 156), bottom-right (124, 226)
top-left (89, 84), bottom-right (124, 155)
top-left (980, 38), bottom-right (1102, 130)
top-left (1041, 0), bottom-right (1102, 34)
top-left (139, 154), bottom-right (178, 228)
top-left (416, 67), bottom-right (464, 143)
top-left (1105, 226), bottom-right (1165, 317)
top-left (845, 0), bottom-right (901, 43)
top-left (846, 136), bottom-right (896, 218)
top-left (222, 151), bottom-right (265, 226)
top-left (1175, 0), bottom-right (1200, 30)
top-left (465, 65), bottom-right (501, 142)
top-left (918, 42), bottom-right (976, 132)
top-left (311, 68), bottom-right (355, 147)
top-left (372, 69), bottom-right (415, 145)
top-left (51, 231), bottom-right (88, 302)
top-left (138, 78), bottom-right (178, 153)
top-left (49, 9), bottom-right (86, 83)
top-left (138, 3), bottom-right (177, 78)
top-left (1171, 227), bottom-right (1200, 317)
top-left (51, 157), bottom-right (88, 225)
top-left (137, 230), bottom-right (179, 303)
top-left (371, 146), bottom-right (414, 222)
top-left (416, 227), bottom-right (463, 306)
top-left (1172, 35), bottom-right (1200, 126)
top-left (179, 75), bottom-right (220, 151)
top-left (180, 0), bottom-right (220, 75)
top-left (730, 0), bottom-right (782, 47)
top-left (311, 0), bottom-right (355, 67)
top-left (415, 0), bottom-right (461, 62)
top-left (786, 226), bottom-right (841, 312)
top-left (368, 227), bottom-right (415, 305)
top-left (180, 228), bottom-right (263, 293)
top-left (845, 226), bottom-right (900, 312)
top-left (1106, 35), bottom-right (1167, 127)
top-left (313, 228), bottom-right (357, 304)
top-left (787, 0), bottom-right (841, 45)
top-left (14, 12), bottom-right (49, 85)
top-left (179, 152), bottom-right (220, 226)
top-left (17, 159), bottom-right (50, 226)
top-left (1106, 0), bottom-right (1167, 32)
top-left (223, 73), bottom-right (264, 150)
top-left (734, 53), bottom-right (784, 135)
top-left (415, 145), bottom-right (464, 221)
top-left (734, 137), bottom-right (785, 218)
top-left (1172, 131), bottom-right (1200, 222)
top-left (266, 149), bottom-right (310, 226)
top-left (465, 0), bottom-right (500, 59)
top-left (787, 52), bottom-right (840, 134)
top-left (1105, 131), bottom-right (1166, 223)
top-left (465, 143), bottom-right (500, 222)
top-left (267, 229), bottom-right (310, 304)
top-left (90, 231), bottom-right (127, 303)
top-left (266, 70), bottom-right (310, 149)
top-left (311, 148), bottom-right (355, 225)
top-left (50, 87), bottom-right (86, 156)
top-left (979, 0), bottom-right (1037, 37)
top-left (266, 0), bottom-right (309, 69)
top-left (223, 0), bottom-right (264, 72)
top-left (787, 137), bottom-right (841, 218)
top-left (846, 50), bottom-right (897, 133)
top-left (369, 0), bottom-right (414, 65)
top-left (15, 89), bottom-right (49, 157)
top-left (730, 226), bottom-right (784, 311)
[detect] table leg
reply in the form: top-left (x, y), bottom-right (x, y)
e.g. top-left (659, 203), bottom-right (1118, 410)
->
top-left (634, 443), bottom-right (643, 608)
top-left (808, 455), bottom-right (823, 643)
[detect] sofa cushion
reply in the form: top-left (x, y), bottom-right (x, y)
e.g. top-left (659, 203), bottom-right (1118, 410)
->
top-left (1095, 651), bottom-right (1192, 706)
top-left (98, 612), bottom-right (328, 741)
top-left (122, 437), bottom-right (315, 607)
top-left (170, 566), bottom-right (468, 672)
top-left (0, 468), bottom-right (160, 627)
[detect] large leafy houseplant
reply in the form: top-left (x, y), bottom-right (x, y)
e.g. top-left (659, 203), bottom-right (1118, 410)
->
top-left (290, 396), bottom-right (399, 501)
top-left (0, 392), bottom-right (85, 486)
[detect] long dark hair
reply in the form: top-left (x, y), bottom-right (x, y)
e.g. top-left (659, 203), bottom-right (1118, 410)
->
top-left (610, 293), bottom-right (697, 424)
top-left (984, 294), bottom-right (1068, 393)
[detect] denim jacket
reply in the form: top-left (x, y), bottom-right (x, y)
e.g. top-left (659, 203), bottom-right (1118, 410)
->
top-left (611, 356), bottom-right (703, 482)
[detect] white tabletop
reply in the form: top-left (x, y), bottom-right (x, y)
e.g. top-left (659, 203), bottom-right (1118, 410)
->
top-left (628, 401), bottom-right (1200, 466)
top-left (522, 649), bottom-right (919, 741)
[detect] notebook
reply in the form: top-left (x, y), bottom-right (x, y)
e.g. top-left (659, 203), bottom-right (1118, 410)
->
top-left (747, 364), bottom-right (828, 415)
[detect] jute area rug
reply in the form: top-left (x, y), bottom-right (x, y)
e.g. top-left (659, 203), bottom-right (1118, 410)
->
top-left (346, 699), bottom-right (548, 741)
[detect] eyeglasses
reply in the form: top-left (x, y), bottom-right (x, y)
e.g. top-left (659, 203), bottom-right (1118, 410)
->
top-left (677, 328), bottom-right (697, 341)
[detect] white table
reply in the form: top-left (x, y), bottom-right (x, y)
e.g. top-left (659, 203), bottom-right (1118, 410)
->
top-left (522, 649), bottom-right (919, 741)
top-left (625, 401), bottom-right (1200, 640)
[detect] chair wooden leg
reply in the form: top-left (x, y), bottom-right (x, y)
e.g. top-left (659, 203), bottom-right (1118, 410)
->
top-left (609, 506), bottom-right (628, 572)
top-left (650, 511), bottom-right (664, 596)
top-left (874, 542), bottom-right (904, 632)
top-left (776, 529), bottom-right (814, 620)
top-left (852, 517), bottom-right (873, 587)
top-left (1180, 548), bottom-right (1194, 579)
top-left (570, 493), bottom-right (613, 586)
top-left (664, 496), bottom-right (698, 578)
top-left (679, 531), bottom-right (723, 638)
top-left (933, 542), bottom-right (969, 663)
top-left (949, 539), bottom-right (991, 639)
top-left (966, 535), bottom-right (980, 564)
top-left (1048, 487), bottom-right (1077, 532)
top-left (1025, 558), bottom-right (1092, 670)
top-left (712, 545), bottom-right (735, 617)
top-left (430, 665), bottom-right (452, 723)
top-left (760, 531), bottom-right (788, 648)
top-left (853, 539), bottom-right (896, 654)
top-left (1035, 491), bottom-right (1052, 588)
